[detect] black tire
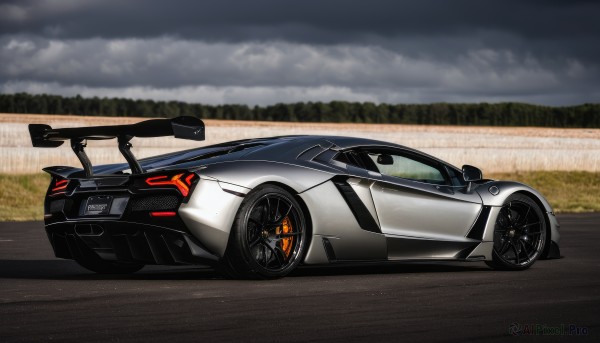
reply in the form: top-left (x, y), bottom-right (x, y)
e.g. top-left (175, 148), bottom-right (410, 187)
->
top-left (219, 185), bottom-right (308, 279)
top-left (76, 258), bottom-right (145, 274)
top-left (486, 194), bottom-right (546, 271)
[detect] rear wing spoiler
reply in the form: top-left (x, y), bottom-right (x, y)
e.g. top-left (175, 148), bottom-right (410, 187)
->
top-left (29, 116), bottom-right (205, 177)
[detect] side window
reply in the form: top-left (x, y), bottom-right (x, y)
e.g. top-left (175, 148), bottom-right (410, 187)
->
top-left (367, 151), bottom-right (447, 184)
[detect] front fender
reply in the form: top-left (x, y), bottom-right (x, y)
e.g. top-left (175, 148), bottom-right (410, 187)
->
top-left (476, 180), bottom-right (560, 258)
top-left (476, 181), bottom-right (553, 213)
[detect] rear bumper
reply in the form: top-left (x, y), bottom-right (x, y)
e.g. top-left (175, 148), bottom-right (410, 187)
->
top-left (46, 220), bottom-right (219, 265)
top-left (43, 176), bottom-right (246, 265)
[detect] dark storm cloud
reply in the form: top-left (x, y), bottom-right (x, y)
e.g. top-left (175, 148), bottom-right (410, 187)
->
top-left (2, 1), bottom-right (598, 46)
top-left (0, 0), bottom-right (598, 105)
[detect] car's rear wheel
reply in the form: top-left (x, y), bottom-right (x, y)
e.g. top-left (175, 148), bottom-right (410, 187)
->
top-left (75, 258), bottom-right (145, 274)
top-left (486, 194), bottom-right (546, 270)
top-left (219, 185), bottom-right (308, 279)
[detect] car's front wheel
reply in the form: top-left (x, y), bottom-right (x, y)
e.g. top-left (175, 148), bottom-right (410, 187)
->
top-left (219, 185), bottom-right (308, 279)
top-left (486, 194), bottom-right (546, 270)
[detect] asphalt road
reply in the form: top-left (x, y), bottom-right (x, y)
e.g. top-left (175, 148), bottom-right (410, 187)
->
top-left (0, 214), bottom-right (598, 342)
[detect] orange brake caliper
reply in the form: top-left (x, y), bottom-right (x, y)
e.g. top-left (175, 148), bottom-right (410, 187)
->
top-left (277, 217), bottom-right (294, 258)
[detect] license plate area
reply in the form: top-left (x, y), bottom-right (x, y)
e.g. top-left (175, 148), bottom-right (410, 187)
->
top-left (83, 196), bottom-right (113, 216)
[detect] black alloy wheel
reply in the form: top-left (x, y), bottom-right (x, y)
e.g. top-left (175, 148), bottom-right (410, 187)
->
top-left (486, 194), bottom-right (546, 270)
top-left (220, 185), bottom-right (307, 279)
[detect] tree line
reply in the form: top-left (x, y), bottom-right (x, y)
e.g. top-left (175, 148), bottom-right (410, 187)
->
top-left (1, 92), bottom-right (599, 128)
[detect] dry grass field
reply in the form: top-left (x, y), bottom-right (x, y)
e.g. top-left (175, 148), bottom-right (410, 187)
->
top-left (1, 113), bottom-right (599, 174)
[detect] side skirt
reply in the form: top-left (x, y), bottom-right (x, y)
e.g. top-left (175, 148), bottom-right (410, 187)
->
top-left (386, 236), bottom-right (480, 260)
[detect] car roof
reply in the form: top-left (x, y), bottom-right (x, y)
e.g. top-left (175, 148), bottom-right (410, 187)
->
top-left (120, 134), bottom-right (460, 175)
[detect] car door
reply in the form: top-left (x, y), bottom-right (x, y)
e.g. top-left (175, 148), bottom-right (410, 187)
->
top-left (355, 147), bottom-right (483, 260)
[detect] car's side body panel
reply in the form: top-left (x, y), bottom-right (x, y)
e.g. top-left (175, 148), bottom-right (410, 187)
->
top-left (371, 179), bottom-right (482, 240)
top-left (299, 181), bottom-right (388, 263)
top-left (127, 153), bottom-right (563, 264)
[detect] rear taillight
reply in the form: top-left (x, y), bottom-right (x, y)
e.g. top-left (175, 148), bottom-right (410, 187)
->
top-left (49, 178), bottom-right (69, 195)
top-left (149, 211), bottom-right (177, 217)
top-left (145, 172), bottom-right (197, 197)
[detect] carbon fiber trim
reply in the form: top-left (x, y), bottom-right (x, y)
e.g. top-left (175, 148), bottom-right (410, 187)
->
top-left (466, 206), bottom-right (491, 240)
top-left (387, 236), bottom-right (478, 260)
top-left (322, 237), bottom-right (337, 261)
top-left (332, 178), bottom-right (381, 234)
top-left (543, 240), bottom-right (562, 259)
top-left (46, 222), bottom-right (218, 265)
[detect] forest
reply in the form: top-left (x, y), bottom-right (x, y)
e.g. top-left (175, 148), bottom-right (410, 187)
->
top-left (1, 93), bottom-right (599, 128)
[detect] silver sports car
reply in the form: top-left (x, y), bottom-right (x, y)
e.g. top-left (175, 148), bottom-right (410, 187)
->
top-left (29, 116), bottom-right (560, 279)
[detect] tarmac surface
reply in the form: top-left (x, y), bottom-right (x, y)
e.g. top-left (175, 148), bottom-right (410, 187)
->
top-left (0, 214), bottom-right (598, 342)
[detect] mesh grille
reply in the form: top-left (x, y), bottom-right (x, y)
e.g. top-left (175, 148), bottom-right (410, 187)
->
top-left (49, 199), bottom-right (65, 213)
top-left (130, 195), bottom-right (179, 211)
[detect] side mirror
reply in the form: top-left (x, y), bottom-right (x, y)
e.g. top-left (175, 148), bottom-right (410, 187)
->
top-left (377, 154), bottom-right (394, 165)
top-left (462, 165), bottom-right (482, 182)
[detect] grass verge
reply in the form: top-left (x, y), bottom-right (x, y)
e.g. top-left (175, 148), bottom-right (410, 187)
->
top-left (0, 174), bottom-right (49, 221)
top-left (0, 172), bottom-right (598, 221)
top-left (488, 171), bottom-right (600, 213)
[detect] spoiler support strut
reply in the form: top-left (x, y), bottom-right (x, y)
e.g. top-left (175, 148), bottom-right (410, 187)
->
top-left (71, 139), bottom-right (93, 177)
top-left (118, 135), bottom-right (144, 175)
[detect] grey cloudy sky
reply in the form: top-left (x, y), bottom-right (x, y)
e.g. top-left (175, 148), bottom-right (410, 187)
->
top-left (1, 0), bottom-right (598, 106)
